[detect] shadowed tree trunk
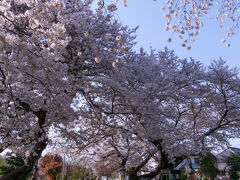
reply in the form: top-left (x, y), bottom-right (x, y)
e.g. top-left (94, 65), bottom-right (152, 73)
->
top-left (0, 135), bottom-right (47, 180)
top-left (0, 103), bottom-right (48, 180)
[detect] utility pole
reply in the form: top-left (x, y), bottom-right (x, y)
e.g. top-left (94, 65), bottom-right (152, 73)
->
top-left (62, 153), bottom-right (65, 180)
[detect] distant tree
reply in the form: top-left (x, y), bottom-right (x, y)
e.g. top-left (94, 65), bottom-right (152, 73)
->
top-left (95, 160), bottom-right (118, 178)
top-left (62, 165), bottom-right (88, 180)
top-left (69, 166), bottom-right (93, 180)
top-left (226, 153), bottom-right (240, 180)
top-left (40, 154), bottom-right (62, 180)
top-left (199, 152), bottom-right (219, 180)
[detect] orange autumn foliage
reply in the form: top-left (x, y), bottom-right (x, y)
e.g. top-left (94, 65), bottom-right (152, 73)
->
top-left (40, 154), bottom-right (63, 180)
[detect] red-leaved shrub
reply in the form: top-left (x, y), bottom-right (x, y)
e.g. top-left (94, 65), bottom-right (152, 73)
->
top-left (40, 154), bottom-right (62, 180)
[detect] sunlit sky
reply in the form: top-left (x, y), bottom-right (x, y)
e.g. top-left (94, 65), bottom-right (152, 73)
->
top-left (114, 0), bottom-right (240, 67)
top-left (107, 0), bottom-right (240, 147)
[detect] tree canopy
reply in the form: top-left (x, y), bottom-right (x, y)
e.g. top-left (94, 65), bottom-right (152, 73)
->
top-left (0, 0), bottom-right (240, 179)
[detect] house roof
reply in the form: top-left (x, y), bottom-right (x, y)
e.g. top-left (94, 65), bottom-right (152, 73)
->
top-left (176, 147), bottom-right (240, 168)
top-left (175, 156), bottom-right (200, 170)
top-left (216, 147), bottom-right (240, 162)
top-left (229, 147), bottom-right (240, 154)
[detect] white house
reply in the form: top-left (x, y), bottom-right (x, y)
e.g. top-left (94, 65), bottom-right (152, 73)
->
top-left (216, 147), bottom-right (240, 172)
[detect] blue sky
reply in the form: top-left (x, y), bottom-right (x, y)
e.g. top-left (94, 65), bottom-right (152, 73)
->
top-left (114, 0), bottom-right (240, 147)
top-left (114, 0), bottom-right (239, 68)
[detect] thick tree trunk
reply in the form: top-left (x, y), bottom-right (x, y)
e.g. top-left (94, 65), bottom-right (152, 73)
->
top-left (0, 104), bottom-right (48, 180)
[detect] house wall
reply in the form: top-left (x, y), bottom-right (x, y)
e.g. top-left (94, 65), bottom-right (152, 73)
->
top-left (218, 162), bottom-right (227, 171)
top-left (216, 149), bottom-right (232, 162)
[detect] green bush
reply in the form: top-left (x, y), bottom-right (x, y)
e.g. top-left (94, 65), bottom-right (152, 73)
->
top-left (0, 152), bottom-right (32, 180)
top-left (199, 152), bottom-right (219, 180)
top-left (179, 168), bottom-right (187, 180)
top-left (226, 153), bottom-right (240, 180)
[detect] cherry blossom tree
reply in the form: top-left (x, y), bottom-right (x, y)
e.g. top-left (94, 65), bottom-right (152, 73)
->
top-left (1, 0), bottom-right (240, 179)
top-left (61, 47), bottom-right (240, 179)
top-left (0, 0), bottom-right (136, 179)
